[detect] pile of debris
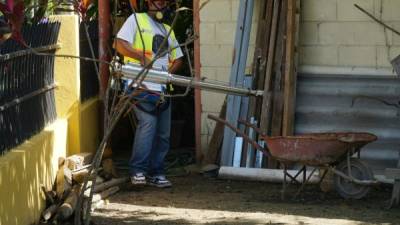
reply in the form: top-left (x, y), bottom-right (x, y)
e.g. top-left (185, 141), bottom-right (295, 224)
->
top-left (39, 152), bottom-right (128, 224)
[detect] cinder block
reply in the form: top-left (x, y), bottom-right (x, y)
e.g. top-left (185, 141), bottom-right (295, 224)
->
top-left (381, 0), bottom-right (400, 21)
top-left (302, 0), bottom-right (337, 21)
top-left (217, 67), bottom-right (232, 83)
top-left (353, 22), bottom-right (391, 45)
top-left (376, 46), bottom-right (392, 67)
top-left (200, 0), bottom-right (232, 22)
top-left (201, 91), bottom-right (226, 113)
top-left (319, 22), bottom-right (388, 45)
top-left (319, 22), bottom-right (355, 45)
top-left (338, 46), bottom-right (376, 67)
top-left (231, 0), bottom-right (240, 21)
top-left (216, 22), bottom-right (236, 45)
top-left (337, 0), bottom-right (374, 21)
top-left (300, 46), bottom-right (338, 66)
top-left (390, 22), bottom-right (400, 45)
top-left (200, 44), bottom-right (233, 67)
top-left (201, 67), bottom-right (218, 80)
top-left (377, 46), bottom-right (400, 67)
top-left (300, 22), bottom-right (319, 45)
top-left (200, 22), bottom-right (216, 45)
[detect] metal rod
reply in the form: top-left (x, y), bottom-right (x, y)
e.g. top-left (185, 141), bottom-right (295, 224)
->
top-left (354, 4), bottom-right (400, 37)
top-left (0, 44), bottom-right (61, 61)
top-left (117, 63), bottom-right (264, 97)
top-left (207, 114), bottom-right (270, 157)
top-left (330, 167), bottom-right (379, 185)
top-left (0, 83), bottom-right (57, 111)
top-left (98, 0), bottom-right (111, 98)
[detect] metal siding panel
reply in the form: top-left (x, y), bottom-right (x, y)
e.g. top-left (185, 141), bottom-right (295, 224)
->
top-left (295, 74), bottom-right (400, 173)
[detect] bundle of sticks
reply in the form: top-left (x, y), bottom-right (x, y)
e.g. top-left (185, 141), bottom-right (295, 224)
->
top-left (39, 152), bottom-right (127, 224)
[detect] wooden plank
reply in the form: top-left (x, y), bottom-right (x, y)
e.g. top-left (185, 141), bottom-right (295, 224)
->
top-left (270, 0), bottom-right (288, 137)
top-left (259, 0), bottom-right (281, 168)
top-left (58, 185), bottom-right (81, 220)
top-left (92, 186), bottom-right (120, 203)
top-left (93, 177), bottom-right (128, 193)
top-left (252, 0), bottom-right (275, 122)
top-left (268, 0), bottom-right (287, 168)
top-left (259, 0), bottom-right (281, 135)
top-left (204, 99), bottom-right (227, 165)
top-left (282, 0), bottom-right (298, 136)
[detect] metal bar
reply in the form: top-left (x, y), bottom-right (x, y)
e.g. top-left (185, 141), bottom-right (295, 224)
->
top-left (207, 114), bottom-right (268, 156)
top-left (0, 83), bottom-right (57, 111)
top-left (330, 167), bottom-right (379, 185)
top-left (245, 117), bottom-right (256, 168)
top-left (119, 63), bottom-right (264, 97)
top-left (0, 44), bottom-right (61, 61)
top-left (98, 0), bottom-right (111, 98)
top-left (294, 167), bottom-right (317, 198)
top-left (221, 0), bottom-right (255, 166)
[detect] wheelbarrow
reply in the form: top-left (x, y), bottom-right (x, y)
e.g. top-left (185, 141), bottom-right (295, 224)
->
top-left (208, 114), bottom-right (379, 199)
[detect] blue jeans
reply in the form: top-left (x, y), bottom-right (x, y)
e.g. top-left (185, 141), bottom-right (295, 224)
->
top-left (129, 101), bottom-right (171, 176)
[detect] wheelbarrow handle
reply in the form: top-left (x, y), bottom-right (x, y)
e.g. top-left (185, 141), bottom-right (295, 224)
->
top-left (237, 118), bottom-right (267, 137)
top-left (207, 114), bottom-right (272, 158)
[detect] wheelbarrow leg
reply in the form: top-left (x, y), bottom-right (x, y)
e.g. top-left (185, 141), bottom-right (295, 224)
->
top-left (317, 169), bottom-right (328, 186)
top-left (387, 152), bottom-right (400, 209)
top-left (282, 165), bottom-right (287, 200)
top-left (294, 167), bottom-right (317, 199)
top-left (389, 181), bottom-right (400, 208)
top-left (285, 167), bottom-right (304, 185)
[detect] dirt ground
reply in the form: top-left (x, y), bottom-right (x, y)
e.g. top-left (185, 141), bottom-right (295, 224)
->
top-left (91, 174), bottom-right (400, 225)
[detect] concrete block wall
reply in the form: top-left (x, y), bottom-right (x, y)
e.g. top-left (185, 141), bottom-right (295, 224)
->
top-left (300, 0), bottom-right (400, 68)
top-left (199, 0), bottom-right (400, 152)
top-left (199, 0), bottom-right (260, 152)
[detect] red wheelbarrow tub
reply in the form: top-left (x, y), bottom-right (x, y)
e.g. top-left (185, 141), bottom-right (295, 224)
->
top-left (263, 132), bottom-right (377, 166)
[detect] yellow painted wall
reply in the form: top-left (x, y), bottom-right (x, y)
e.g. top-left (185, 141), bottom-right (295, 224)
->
top-left (52, 15), bottom-right (83, 155)
top-left (0, 15), bottom-right (100, 225)
top-left (80, 97), bottom-right (101, 154)
top-left (0, 120), bottom-right (68, 225)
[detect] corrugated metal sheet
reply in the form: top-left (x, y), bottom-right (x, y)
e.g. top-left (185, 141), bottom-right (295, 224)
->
top-left (295, 74), bottom-right (400, 174)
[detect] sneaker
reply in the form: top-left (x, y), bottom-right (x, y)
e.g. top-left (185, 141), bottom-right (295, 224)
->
top-left (130, 173), bottom-right (146, 185)
top-left (147, 175), bottom-right (172, 188)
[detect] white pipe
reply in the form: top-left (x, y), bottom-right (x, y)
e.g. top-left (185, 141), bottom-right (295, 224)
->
top-left (218, 166), bottom-right (320, 184)
top-left (299, 65), bottom-right (396, 76)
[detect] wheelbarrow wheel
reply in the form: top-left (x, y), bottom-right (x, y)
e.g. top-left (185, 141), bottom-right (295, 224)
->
top-left (333, 158), bottom-right (373, 199)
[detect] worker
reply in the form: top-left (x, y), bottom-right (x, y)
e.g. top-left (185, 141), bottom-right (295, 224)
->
top-left (115, 0), bottom-right (183, 188)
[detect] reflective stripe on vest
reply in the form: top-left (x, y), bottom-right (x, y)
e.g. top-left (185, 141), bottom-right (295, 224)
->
top-left (124, 13), bottom-right (177, 67)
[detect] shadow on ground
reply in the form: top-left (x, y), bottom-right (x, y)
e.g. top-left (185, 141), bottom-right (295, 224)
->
top-left (91, 175), bottom-right (400, 225)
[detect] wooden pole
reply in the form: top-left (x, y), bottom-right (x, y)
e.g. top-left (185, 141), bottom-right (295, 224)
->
top-left (282, 0), bottom-right (297, 136)
top-left (193, 0), bottom-right (203, 164)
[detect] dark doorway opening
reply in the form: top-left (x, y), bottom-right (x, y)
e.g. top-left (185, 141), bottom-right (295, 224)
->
top-left (110, 0), bottom-right (195, 176)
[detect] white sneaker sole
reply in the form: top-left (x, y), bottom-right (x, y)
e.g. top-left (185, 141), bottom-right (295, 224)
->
top-left (131, 179), bottom-right (146, 185)
top-left (148, 182), bottom-right (172, 188)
